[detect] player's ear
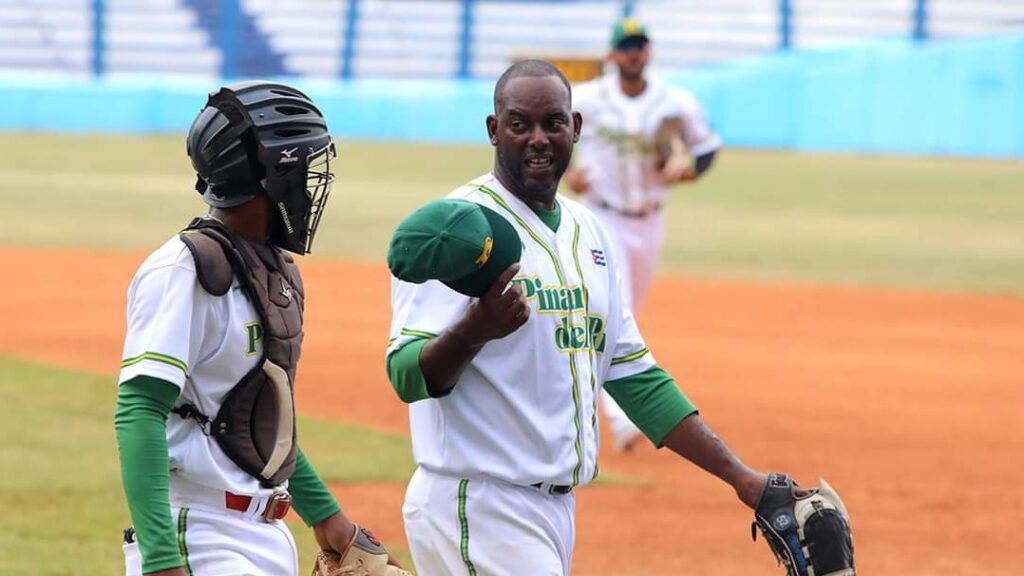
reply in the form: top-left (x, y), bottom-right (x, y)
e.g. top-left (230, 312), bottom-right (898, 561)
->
top-left (486, 115), bottom-right (498, 146)
top-left (572, 111), bottom-right (583, 142)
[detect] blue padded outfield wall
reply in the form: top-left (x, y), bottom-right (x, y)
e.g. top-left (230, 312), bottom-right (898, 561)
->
top-left (2, 33), bottom-right (1023, 157)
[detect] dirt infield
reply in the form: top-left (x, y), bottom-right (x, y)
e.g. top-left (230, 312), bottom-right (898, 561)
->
top-left (4, 246), bottom-right (1023, 575)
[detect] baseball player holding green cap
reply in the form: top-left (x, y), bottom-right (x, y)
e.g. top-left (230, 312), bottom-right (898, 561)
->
top-left (384, 60), bottom-right (775, 575)
top-left (566, 17), bottom-right (722, 452)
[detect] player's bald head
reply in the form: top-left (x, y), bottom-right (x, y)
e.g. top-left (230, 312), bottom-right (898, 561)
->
top-left (493, 60), bottom-right (572, 113)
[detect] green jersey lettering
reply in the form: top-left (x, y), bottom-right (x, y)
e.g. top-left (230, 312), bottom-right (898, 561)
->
top-left (555, 315), bottom-right (606, 354)
top-left (245, 322), bottom-right (263, 356)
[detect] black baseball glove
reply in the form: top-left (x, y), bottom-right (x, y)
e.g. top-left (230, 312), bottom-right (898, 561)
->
top-left (752, 472), bottom-right (855, 576)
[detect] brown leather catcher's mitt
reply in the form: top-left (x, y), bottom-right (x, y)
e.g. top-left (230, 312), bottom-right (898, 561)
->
top-left (312, 524), bottom-right (413, 576)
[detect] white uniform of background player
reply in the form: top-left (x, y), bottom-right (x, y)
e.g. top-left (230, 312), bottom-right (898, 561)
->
top-left (568, 18), bottom-right (722, 451)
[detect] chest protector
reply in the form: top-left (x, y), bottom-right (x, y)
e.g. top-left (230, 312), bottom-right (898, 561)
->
top-left (176, 217), bottom-right (305, 487)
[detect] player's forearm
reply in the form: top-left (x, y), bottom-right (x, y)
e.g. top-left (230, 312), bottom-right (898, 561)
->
top-left (661, 413), bottom-right (764, 507)
top-left (418, 319), bottom-right (487, 396)
top-left (115, 377), bottom-right (184, 573)
top-left (289, 448), bottom-right (342, 526)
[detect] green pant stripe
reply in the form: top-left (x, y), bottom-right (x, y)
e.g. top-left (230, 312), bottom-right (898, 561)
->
top-left (458, 479), bottom-right (478, 576)
top-left (176, 507), bottom-right (193, 576)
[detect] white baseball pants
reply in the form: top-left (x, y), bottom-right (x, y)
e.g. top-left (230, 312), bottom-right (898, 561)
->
top-left (403, 467), bottom-right (576, 576)
top-left (124, 481), bottom-right (299, 575)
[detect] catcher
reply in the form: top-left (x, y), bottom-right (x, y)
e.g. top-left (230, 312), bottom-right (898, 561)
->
top-left (566, 18), bottom-right (722, 454)
top-left (115, 81), bottom-right (409, 576)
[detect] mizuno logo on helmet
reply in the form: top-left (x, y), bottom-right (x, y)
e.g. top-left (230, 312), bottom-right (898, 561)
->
top-left (279, 147), bottom-right (299, 164)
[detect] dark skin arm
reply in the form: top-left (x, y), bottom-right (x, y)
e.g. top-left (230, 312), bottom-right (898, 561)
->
top-left (314, 512), bottom-right (404, 568)
top-left (418, 264), bottom-right (530, 395)
top-left (661, 413), bottom-right (773, 508)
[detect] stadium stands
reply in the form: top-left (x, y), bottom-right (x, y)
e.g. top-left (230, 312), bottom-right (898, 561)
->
top-left (0, 0), bottom-right (220, 76)
top-left (1, 0), bottom-right (1023, 79)
top-left (0, 0), bottom-right (92, 74)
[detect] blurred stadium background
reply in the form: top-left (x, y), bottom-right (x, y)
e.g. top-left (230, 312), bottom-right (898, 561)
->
top-left (2, 0), bottom-right (1024, 154)
top-left (3, 0), bottom-right (1024, 77)
top-left (2, 1), bottom-right (1024, 575)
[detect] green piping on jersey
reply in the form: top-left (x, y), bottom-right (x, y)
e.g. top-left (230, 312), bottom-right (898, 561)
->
top-left (400, 328), bottom-right (438, 340)
top-left (458, 479), bottom-right (478, 576)
top-left (121, 352), bottom-right (188, 376)
top-left (477, 185), bottom-right (586, 486)
top-left (176, 507), bottom-right (194, 576)
top-left (570, 218), bottom-right (601, 483)
top-left (611, 346), bottom-right (650, 365)
top-left (477, 186), bottom-right (567, 284)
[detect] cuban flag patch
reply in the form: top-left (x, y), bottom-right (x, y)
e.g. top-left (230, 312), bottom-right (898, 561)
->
top-left (591, 249), bottom-right (606, 267)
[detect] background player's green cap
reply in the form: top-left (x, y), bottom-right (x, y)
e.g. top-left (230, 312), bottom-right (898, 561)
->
top-left (387, 199), bottom-right (521, 297)
top-left (610, 17), bottom-right (649, 48)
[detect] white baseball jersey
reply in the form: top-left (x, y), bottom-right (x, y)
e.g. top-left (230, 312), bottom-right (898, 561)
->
top-left (573, 74), bottom-right (721, 212)
top-left (119, 236), bottom-right (281, 497)
top-left (387, 174), bottom-right (657, 488)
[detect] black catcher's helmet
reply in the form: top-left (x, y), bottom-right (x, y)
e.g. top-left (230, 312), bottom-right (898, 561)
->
top-left (186, 81), bottom-right (336, 254)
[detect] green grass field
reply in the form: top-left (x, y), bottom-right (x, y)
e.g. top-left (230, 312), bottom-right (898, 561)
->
top-left (1, 133), bottom-right (1022, 574)
top-left (1, 134), bottom-right (1022, 293)
top-left (0, 354), bottom-right (639, 575)
top-left (0, 355), bottom-right (417, 575)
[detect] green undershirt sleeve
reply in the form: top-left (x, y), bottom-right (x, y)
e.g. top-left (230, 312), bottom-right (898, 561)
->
top-left (386, 339), bottom-right (436, 402)
top-left (603, 365), bottom-right (698, 447)
top-left (115, 375), bottom-right (183, 574)
top-left (289, 448), bottom-right (342, 527)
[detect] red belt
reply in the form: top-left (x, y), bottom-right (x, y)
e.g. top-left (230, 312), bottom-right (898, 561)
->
top-left (225, 491), bottom-right (292, 522)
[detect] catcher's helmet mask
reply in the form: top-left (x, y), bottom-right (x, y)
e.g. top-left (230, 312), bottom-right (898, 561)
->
top-left (187, 81), bottom-right (336, 254)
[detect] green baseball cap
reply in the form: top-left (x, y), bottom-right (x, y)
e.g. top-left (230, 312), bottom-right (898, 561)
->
top-left (610, 17), bottom-right (649, 48)
top-left (387, 199), bottom-right (522, 298)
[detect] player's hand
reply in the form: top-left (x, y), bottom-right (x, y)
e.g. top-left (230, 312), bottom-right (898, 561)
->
top-left (458, 263), bottom-right (530, 345)
top-left (564, 168), bottom-right (590, 194)
top-left (314, 512), bottom-right (357, 555)
top-left (661, 153), bottom-right (694, 183)
top-left (313, 513), bottom-right (407, 570)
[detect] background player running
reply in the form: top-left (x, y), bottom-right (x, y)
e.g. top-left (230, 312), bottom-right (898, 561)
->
top-left (566, 18), bottom-right (722, 451)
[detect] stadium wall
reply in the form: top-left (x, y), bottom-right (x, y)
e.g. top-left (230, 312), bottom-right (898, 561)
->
top-left (2, 33), bottom-right (1022, 157)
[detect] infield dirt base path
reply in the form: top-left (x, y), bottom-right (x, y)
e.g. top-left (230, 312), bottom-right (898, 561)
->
top-left (4, 247), bottom-right (1023, 575)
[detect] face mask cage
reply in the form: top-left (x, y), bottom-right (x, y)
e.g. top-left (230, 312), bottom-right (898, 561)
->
top-left (302, 139), bottom-right (336, 253)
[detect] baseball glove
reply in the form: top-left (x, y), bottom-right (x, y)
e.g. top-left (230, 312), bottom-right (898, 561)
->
top-left (652, 116), bottom-right (692, 181)
top-left (312, 524), bottom-right (413, 576)
top-left (752, 473), bottom-right (855, 576)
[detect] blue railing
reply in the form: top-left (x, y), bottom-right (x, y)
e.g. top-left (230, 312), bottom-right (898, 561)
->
top-left (83, 0), bottom-right (946, 78)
